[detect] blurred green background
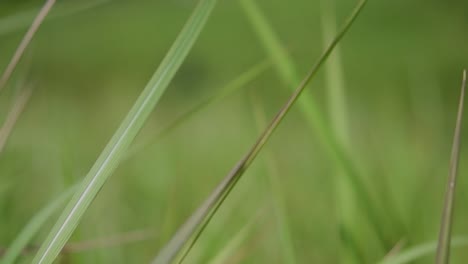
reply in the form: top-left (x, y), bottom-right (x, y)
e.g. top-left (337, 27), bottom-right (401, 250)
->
top-left (0, 0), bottom-right (467, 263)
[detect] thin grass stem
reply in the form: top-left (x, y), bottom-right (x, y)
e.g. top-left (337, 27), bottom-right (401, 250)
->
top-left (238, 0), bottom-right (389, 249)
top-left (435, 69), bottom-right (467, 264)
top-left (152, 2), bottom-right (368, 263)
top-left (0, 85), bottom-right (32, 154)
top-left (0, 0), bottom-right (56, 93)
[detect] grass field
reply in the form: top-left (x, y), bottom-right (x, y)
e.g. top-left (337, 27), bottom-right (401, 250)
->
top-left (0, 0), bottom-right (467, 263)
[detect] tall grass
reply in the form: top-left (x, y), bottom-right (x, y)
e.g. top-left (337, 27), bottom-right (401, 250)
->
top-left (31, 0), bottom-right (219, 262)
top-left (239, 0), bottom-right (397, 260)
top-left (153, 1), bottom-right (368, 263)
top-left (1, 1), bottom-right (465, 263)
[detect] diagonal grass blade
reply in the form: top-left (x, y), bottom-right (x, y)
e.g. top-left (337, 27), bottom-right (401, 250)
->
top-left (238, 0), bottom-right (388, 249)
top-left (0, 0), bottom-right (56, 93)
top-left (435, 69), bottom-right (467, 264)
top-left (31, 0), bottom-right (219, 263)
top-left (152, 1), bottom-right (368, 263)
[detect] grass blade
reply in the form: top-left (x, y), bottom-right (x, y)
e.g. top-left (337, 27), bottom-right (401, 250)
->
top-left (378, 236), bottom-right (468, 264)
top-left (320, 0), bottom-right (351, 144)
top-left (0, 185), bottom-right (77, 264)
top-left (319, 0), bottom-right (363, 262)
top-left (435, 69), bottom-right (467, 264)
top-left (239, 0), bottom-right (389, 249)
top-left (0, 0), bottom-right (56, 93)
top-left (31, 0), bottom-right (219, 263)
top-left (152, 1), bottom-right (368, 263)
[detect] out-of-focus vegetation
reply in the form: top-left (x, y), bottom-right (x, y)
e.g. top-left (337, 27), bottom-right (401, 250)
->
top-left (0, 0), bottom-right (467, 263)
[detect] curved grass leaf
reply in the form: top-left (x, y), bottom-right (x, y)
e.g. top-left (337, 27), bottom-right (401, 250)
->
top-left (435, 69), bottom-right (467, 264)
top-left (152, 1), bottom-right (368, 263)
top-left (31, 0), bottom-right (219, 263)
top-left (238, 0), bottom-right (388, 249)
top-left (1, 185), bottom-right (77, 264)
top-left (378, 236), bottom-right (468, 264)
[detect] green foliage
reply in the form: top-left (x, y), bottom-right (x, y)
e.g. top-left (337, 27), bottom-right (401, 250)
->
top-left (1, 0), bottom-right (468, 263)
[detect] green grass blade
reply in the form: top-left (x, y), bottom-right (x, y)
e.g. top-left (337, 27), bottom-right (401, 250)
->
top-left (0, 0), bottom-right (111, 37)
top-left (378, 236), bottom-right (468, 264)
top-left (152, 1), bottom-right (367, 263)
top-left (126, 60), bottom-right (271, 159)
top-left (1, 185), bottom-right (77, 264)
top-left (31, 0), bottom-right (219, 263)
top-left (0, 0), bottom-right (56, 93)
top-left (319, 0), bottom-right (350, 151)
top-left (238, 0), bottom-right (299, 87)
top-left (435, 69), bottom-right (467, 264)
top-left (319, 0), bottom-right (359, 262)
top-left (238, 0), bottom-right (388, 249)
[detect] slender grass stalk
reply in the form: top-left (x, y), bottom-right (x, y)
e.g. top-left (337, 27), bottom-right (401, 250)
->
top-left (435, 69), bottom-right (467, 264)
top-left (0, 185), bottom-right (77, 264)
top-left (378, 236), bottom-right (468, 264)
top-left (0, 85), bottom-right (32, 154)
top-left (238, 0), bottom-right (388, 248)
top-left (126, 60), bottom-right (271, 159)
top-left (319, 0), bottom-right (360, 262)
top-left (0, 0), bottom-right (56, 93)
top-left (31, 0), bottom-right (219, 263)
top-left (0, 0), bottom-right (111, 37)
top-left (152, 1), bottom-right (367, 263)
top-left (319, 0), bottom-right (351, 145)
top-left (250, 94), bottom-right (296, 264)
